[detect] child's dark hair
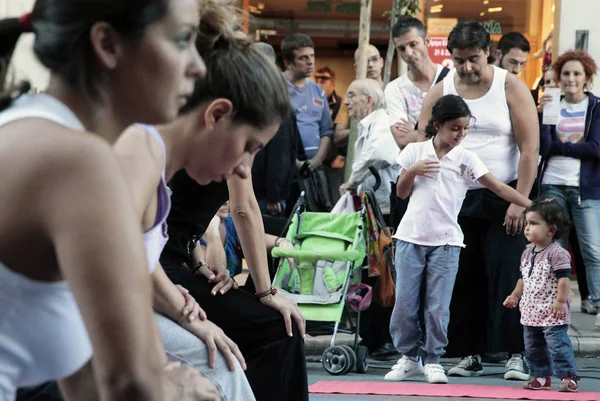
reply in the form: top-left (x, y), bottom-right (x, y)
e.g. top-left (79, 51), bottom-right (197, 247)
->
top-left (425, 95), bottom-right (472, 138)
top-left (524, 198), bottom-right (571, 239)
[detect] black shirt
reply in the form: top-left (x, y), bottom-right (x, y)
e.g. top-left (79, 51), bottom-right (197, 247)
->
top-left (328, 91), bottom-right (342, 122)
top-left (252, 114), bottom-right (302, 203)
top-left (160, 170), bottom-right (229, 266)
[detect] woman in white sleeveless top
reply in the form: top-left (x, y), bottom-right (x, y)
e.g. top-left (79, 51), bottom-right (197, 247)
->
top-left (418, 21), bottom-right (539, 381)
top-left (0, 1), bottom-right (211, 400)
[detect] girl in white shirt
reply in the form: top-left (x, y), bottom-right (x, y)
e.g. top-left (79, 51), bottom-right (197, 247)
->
top-left (384, 95), bottom-right (531, 384)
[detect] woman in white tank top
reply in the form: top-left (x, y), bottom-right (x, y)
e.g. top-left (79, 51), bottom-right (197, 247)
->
top-left (418, 21), bottom-right (539, 380)
top-left (0, 1), bottom-right (209, 401)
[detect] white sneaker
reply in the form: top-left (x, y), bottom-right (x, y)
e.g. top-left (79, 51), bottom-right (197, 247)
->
top-left (384, 355), bottom-right (424, 381)
top-left (504, 354), bottom-right (530, 381)
top-left (581, 298), bottom-right (596, 315)
top-left (595, 313), bottom-right (600, 329)
top-left (424, 364), bottom-right (448, 384)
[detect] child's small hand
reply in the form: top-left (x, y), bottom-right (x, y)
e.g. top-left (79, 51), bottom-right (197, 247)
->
top-left (503, 295), bottom-right (519, 308)
top-left (552, 300), bottom-right (567, 319)
top-left (408, 160), bottom-right (440, 179)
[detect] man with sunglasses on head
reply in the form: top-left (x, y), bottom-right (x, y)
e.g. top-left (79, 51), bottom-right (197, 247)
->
top-left (316, 66), bottom-right (343, 122)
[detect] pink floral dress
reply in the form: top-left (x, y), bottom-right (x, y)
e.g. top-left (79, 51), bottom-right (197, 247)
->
top-left (519, 242), bottom-right (572, 327)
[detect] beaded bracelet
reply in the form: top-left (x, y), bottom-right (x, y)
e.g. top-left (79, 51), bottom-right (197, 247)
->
top-left (255, 287), bottom-right (278, 299)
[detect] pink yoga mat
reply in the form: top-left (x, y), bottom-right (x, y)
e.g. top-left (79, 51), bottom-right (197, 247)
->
top-left (309, 381), bottom-right (600, 401)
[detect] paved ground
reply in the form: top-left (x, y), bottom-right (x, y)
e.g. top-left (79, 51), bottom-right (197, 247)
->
top-left (305, 282), bottom-right (600, 357)
top-left (308, 357), bottom-right (600, 400)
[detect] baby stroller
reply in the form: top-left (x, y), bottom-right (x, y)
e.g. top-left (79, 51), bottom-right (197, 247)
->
top-left (271, 192), bottom-right (371, 375)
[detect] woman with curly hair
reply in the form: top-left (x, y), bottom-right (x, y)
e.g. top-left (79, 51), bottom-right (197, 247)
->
top-left (538, 50), bottom-right (600, 329)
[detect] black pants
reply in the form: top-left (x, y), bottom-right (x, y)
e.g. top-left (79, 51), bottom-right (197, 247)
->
top-left (16, 383), bottom-right (62, 401)
top-left (446, 186), bottom-right (526, 358)
top-left (162, 262), bottom-right (309, 401)
top-left (358, 268), bottom-right (393, 352)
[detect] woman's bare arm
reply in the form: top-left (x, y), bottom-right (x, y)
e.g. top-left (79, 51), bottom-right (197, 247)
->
top-left (34, 130), bottom-right (164, 401)
top-left (201, 215), bottom-right (227, 268)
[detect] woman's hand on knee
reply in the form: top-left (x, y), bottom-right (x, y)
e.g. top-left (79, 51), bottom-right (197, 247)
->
top-left (176, 285), bottom-right (207, 323)
top-left (163, 362), bottom-right (220, 401)
top-left (182, 319), bottom-right (247, 372)
top-left (260, 292), bottom-right (306, 338)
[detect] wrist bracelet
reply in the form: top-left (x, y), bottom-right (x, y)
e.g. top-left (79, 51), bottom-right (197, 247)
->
top-left (274, 237), bottom-right (285, 248)
top-left (255, 287), bottom-right (278, 299)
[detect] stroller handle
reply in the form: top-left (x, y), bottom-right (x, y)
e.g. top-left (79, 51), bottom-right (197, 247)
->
top-left (368, 166), bottom-right (381, 192)
top-left (271, 247), bottom-right (363, 263)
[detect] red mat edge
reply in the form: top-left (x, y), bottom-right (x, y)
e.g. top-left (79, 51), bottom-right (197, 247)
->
top-left (309, 381), bottom-right (600, 401)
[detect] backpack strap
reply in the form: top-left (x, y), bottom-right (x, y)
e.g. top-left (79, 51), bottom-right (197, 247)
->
top-left (435, 66), bottom-right (450, 84)
top-left (414, 67), bottom-right (450, 130)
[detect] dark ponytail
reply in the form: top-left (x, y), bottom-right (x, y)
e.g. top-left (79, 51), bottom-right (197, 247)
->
top-left (425, 95), bottom-right (472, 138)
top-left (0, 0), bottom-right (173, 113)
top-left (181, 0), bottom-right (291, 128)
top-left (0, 16), bottom-right (31, 110)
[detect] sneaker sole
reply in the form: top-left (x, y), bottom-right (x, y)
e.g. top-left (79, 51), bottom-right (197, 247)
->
top-left (558, 388), bottom-right (579, 393)
top-left (447, 369), bottom-right (484, 377)
top-left (504, 371), bottom-right (530, 381)
top-left (384, 369), bottom-right (424, 382)
top-left (427, 377), bottom-right (449, 384)
top-left (524, 386), bottom-right (551, 391)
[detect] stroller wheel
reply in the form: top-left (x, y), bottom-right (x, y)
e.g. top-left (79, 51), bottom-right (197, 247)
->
top-left (322, 345), bottom-right (353, 375)
top-left (339, 344), bottom-right (356, 371)
top-left (356, 345), bottom-right (369, 374)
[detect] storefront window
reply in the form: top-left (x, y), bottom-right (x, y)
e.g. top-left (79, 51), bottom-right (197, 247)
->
top-left (424, 0), bottom-right (529, 35)
top-left (423, 0), bottom-right (556, 88)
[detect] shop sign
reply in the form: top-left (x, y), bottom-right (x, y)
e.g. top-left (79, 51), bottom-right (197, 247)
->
top-left (483, 21), bottom-right (502, 35)
top-left (428, 36), bottom-right (454, 69)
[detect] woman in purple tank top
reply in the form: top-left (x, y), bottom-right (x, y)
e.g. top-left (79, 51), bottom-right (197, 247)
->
top-left (114, 3), bottom-right (308, 400)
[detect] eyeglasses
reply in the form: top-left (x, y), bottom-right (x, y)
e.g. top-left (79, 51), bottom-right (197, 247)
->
top-left (315, 76), bottom-right (331, 82)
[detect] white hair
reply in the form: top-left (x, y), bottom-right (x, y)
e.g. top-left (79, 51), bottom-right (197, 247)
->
top-left (351, 78), bottom-right (385, 110)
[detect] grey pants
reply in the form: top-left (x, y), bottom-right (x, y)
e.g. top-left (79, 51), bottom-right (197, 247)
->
top-left (390, 240), bottom-right (460, 364)
top-left (155, 312), bottom-right (255, 401)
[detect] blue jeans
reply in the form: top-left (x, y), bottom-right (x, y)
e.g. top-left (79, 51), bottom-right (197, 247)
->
top-left (523, 325), bottom-right (577, 378)
top-left (390, 240), bottom-right (461, 364)
top-left (540, 185), bottom-right (600, 308)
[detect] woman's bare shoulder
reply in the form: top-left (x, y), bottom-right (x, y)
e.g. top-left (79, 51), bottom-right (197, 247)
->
top-left (114, 124), bottom-right (164, 180)
top-left (0, 118), bottom-right (120, 185)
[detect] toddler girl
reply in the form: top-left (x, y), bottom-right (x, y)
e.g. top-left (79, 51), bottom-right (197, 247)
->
top-left (504, 198), bottom-right (579, 392)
